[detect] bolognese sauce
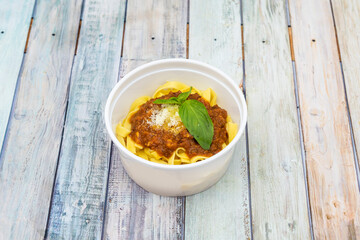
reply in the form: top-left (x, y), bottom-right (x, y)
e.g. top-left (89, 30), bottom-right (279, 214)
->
top-left (129, 91), bottom-right (228, 159)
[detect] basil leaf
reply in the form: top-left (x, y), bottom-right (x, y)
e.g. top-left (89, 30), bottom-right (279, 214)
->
top-left (152, 87), bottom-right (214, 150)
top-left (177, 87), bottom-right (192, 104)
top-left (154, 98), bottom-right (180, 105)
top-left (179, 99), bottom-right (214, 150)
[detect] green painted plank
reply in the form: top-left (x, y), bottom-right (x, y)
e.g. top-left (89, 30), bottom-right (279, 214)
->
top-left (0, 0), bottom-right (82, 238)
top-left (243, 0), bottom-right (311, 238)
top-left (185, 0), bottom-right (251, 239)
top-left (289, 0), bottom-right (360, 238)
top-left (46, 0), bottom-right (126, 239)
top-left (0, 0), bottom-right (35, 152)
top-left (103, 0), bottom-right (187, 239)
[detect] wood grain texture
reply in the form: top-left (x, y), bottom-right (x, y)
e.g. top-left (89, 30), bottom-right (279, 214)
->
top-left (103, 0), bottom-right (187, 239)
top-left (0, 0), bottom-right (35, 152)
top-left (185, 0), bottom-right (250, 239)
top-left (289, 0), bottom-right (360, 238)
top-left (243, 0), bottom-right (311, 238)
top-left (0, 0), bottom-right (82, 239)
top-left (332, 0), bottom-right (360, 174)
top-left (46, 0), bottom-right (126, 239)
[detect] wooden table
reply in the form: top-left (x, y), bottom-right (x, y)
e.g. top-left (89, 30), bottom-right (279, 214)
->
top-left (1, 0), bottom-right (359, 239)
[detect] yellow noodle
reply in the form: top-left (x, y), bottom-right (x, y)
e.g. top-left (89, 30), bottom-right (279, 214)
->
top-left (137, 150), bottom-right (149, 160)
top-left (126, 136), bottom-right (136, 154)
top-left (201, 88), bottom-right (217, 107)
top-left (226, 122), bottom-right (238, 143)
top-left (152, 81), bottom-right (189, 97)
top-left (190, 156), bottom-right (208, 163)
top-left (174, 159), bottom-right (182, 165)
top-left (116, 123), bottom-right (130, 138)
top-left (167, 152), bottom-right (176, 165)
top-left (130, 96), bottom-right (150, 112)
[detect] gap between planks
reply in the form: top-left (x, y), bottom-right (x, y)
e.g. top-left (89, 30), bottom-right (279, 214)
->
top-left (240, 2), bottom-right (252, 238)
top-left (120, 0), bottom-right (128, 58)
top-left (329, 0), bottom-right (342, 62)
top-left (186, 0), bottom-right (189, 60)
top-left (120, 22), bottom-right (126, 57)
top-left (241, 25), bottom-right (244, 61)
top-left (74, 20), bottom-right (82, 55)
top-left (24, 18), bottom-right (33, 53)
top-left (287, 18), bottom-right (315, 240)
top-left (290, 60), bottom-right (315, 240)
top-left (101, 146), bottom-right (114, 239)
top-left (186, 23), bottom-right (189, 59)
top-left (240, 25), bottom-right (244, 90)
top-left (240, 1), bottom-right (252, 238)
top-left (288, 27), bottom-right (295, 61)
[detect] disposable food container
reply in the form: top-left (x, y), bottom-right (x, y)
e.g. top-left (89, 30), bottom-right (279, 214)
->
top-left (105, 59), bottom-right (247, 196)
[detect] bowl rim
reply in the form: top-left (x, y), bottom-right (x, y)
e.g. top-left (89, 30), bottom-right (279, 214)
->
top-left (105, 58), bottom-right (247, 170)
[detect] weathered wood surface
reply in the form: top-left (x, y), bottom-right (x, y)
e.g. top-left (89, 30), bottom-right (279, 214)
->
top-left (244, 0), bottom-right (311, 239)
top-left (0, 0), bottom-right (35, 152)
top-left (103, 0), bottom-right (187, 239)
top-left (46, 0), bottom-right (126, 239)
top-left (0, 0), bottom-right (82, 239)
top-left (289, 0), bottom-right (360, 238)
top-left (243, 0), bottom-right (310, 239)
top-left (332, 0), bottom-right (360, 176)
top-left (185, 0), bottom-right (250, 239)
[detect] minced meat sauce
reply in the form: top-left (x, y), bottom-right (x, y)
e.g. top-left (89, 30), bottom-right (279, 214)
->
top-left (129, 91), bottom-right (228, 159)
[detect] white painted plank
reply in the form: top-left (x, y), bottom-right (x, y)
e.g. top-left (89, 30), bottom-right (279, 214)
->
top-left (0, 0), bottom-right (35, 152)
top-left (103, 0), bottom-right (187, 239)
top-left (0, 0), bottom-right (82, 239)
top-left (243, 0), bottom-right (311, 238)
top-left (185, 0), bottom-right (250, 239)
top-left (289, 0), bottom-right (360, 238)
top-left (46, 0), bottom-right (126, 239)
top-left (332, 0), bottom-right (360, 179)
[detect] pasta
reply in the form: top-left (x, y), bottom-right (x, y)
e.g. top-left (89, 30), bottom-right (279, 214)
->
top-left (115, 81), bottom-right (237, 165)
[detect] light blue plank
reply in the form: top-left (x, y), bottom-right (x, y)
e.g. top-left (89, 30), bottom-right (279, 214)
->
top-left (0, 0), bottom-right (82, 238)
top-left (0, 0), bottom-right (35, 152)
top-left (103, 0), bottom-right (187, 239)
top-left (46, 0), bottom-right (126, 239)
top-left (185, 0), bottom-right (251, 239)
top-left (244, 0), bottom-right (311, 239)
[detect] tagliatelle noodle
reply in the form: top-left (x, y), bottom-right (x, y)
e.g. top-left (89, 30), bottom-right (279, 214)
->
top-left (115, 81), bottom-right (238, 165)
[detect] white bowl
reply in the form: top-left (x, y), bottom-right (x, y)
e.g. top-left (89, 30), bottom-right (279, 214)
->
top-left (105, 59), bottom-right (247, 196)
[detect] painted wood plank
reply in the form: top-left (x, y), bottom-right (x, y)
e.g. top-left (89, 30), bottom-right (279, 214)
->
top-left (45, 0), bottom-right (126, 239)
top-left (103, 0), bottom-right (187, 239)
top-left (0, 0), bottom-right (82, 239)
top-left (185, 0), bottom-right (250, 239)
top-left (0, 0), bottom-right (35, 152)
top-left (332, 0), bottom-right (360, 176)
top-left (243, 0), bottom-right (311, 238)
top-left (289, 0), bottom-right (360, 238)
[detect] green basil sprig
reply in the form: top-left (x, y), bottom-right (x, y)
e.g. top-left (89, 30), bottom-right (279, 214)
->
top-left (153, 87), bottom-right (214, 150)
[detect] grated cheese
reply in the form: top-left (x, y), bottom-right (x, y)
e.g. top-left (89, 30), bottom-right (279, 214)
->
top-left (147, 104), bottom-right (184, 133)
